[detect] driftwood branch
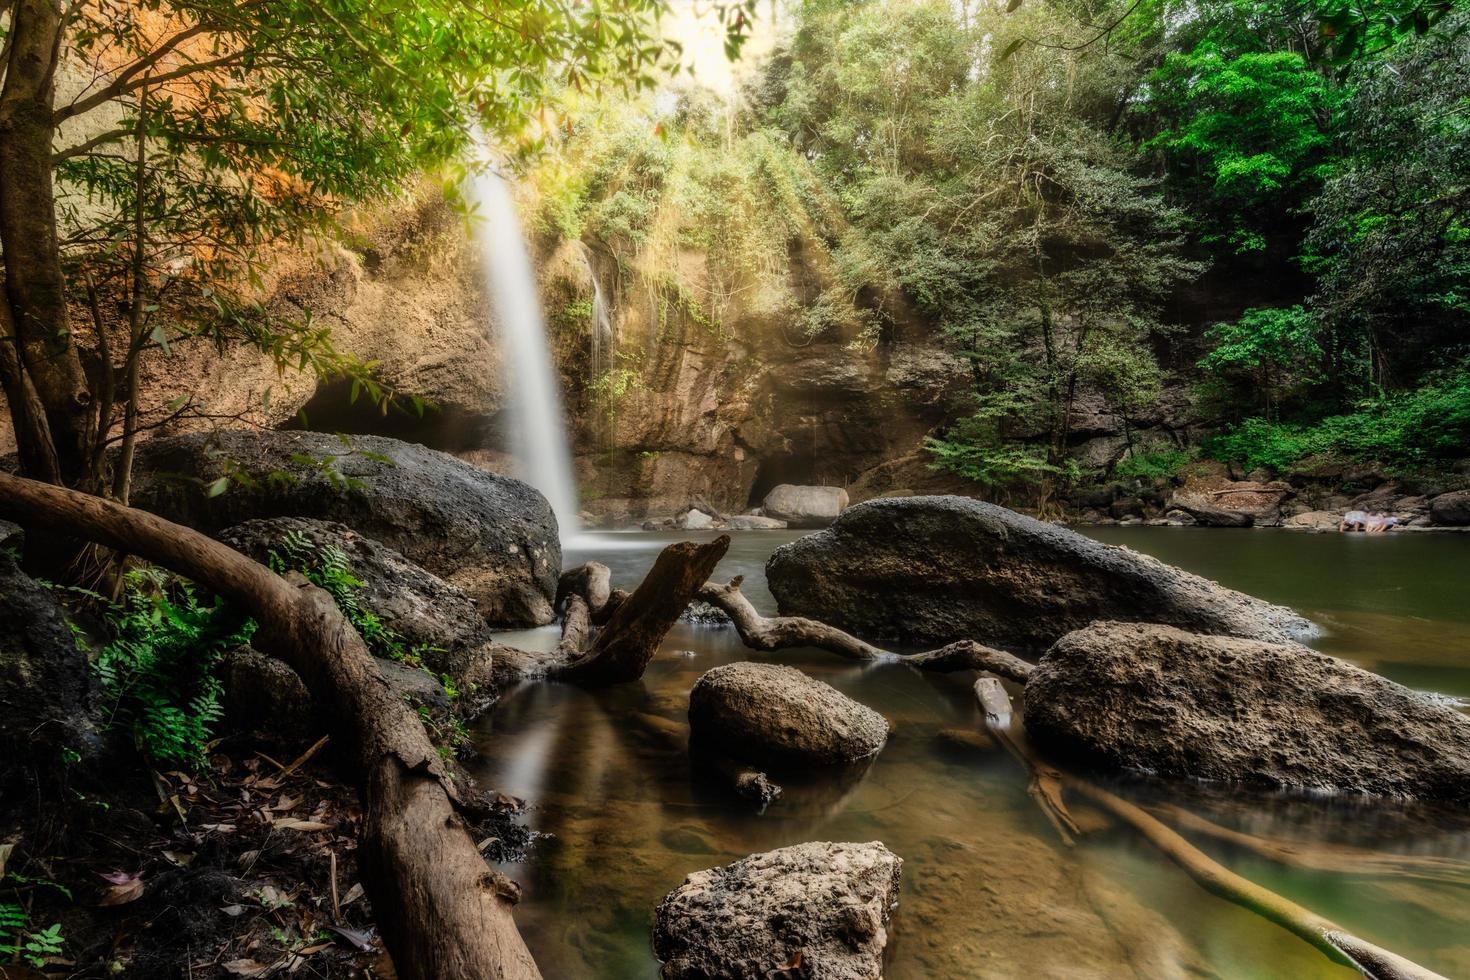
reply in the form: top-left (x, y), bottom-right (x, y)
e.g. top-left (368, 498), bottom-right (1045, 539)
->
top-left (1073, 782), bottom-right (1450, 980)
top-left (696, 576), bottom-right (887, 661)
top-left (973, 676), bottom-right (1447, 980)
top-left (695, 577), bottom-right (1035, 683)
top-left (0, 472), bottom-right (539, 980)
top-left (1152, 803), bottom-right (1470, 889)
top-left (555, 536), bottom-right (731, 686)
top-left (975, 676), bottom-right (1077, 844)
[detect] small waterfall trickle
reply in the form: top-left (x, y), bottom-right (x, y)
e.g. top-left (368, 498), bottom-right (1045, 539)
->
top-left (468, 165), bottom-right (582, 542)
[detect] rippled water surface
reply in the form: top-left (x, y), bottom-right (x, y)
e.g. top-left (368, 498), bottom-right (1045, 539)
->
top-left (473, 527), bottom-right (1470, 979)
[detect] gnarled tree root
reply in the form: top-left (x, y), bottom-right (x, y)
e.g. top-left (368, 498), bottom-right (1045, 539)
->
top-left (0, 472), bottom-right (540, 980)
top-left (554, 536), bottom-right (730, 686)
top-left (974, 674), bottom-right (1448, 980)
top-left (695, 576), bottom-right (1035, 683)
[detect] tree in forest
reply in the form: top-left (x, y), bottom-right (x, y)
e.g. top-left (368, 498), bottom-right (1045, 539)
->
top-left (1303, 11), bottom-right (1470, 395)
top-left (0, 0), bottom-right (691, 510)
top-left (756, 0), bottom-right (1201, 504)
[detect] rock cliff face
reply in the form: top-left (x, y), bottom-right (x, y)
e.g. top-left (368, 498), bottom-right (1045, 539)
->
top-left (0, 190), bottom-right (1205, 520)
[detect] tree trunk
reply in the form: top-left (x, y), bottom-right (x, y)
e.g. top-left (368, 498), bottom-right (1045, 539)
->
top-left (556, 536), bottom-right (730, 686)
top-left (0, 0), bottom-right (96, 488)
top-left (0, 472), bottom-right (541, 980)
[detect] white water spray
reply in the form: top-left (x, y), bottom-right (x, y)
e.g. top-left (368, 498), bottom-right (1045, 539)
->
top-left (469, 166), bottom-right (582, 541)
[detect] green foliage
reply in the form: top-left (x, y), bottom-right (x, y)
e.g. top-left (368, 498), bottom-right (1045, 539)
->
top-left (1206, 368), bottom-right (1470, 471)
top-left (267, 530), bottom-right (426, 667)
top-left (1304, 13), bottom-right (1470, 392)
top-left (925, 414), bottom-right (1069, 489)
top-left (1114, 448), bottom-right (1196, 481)
top-left (95, 569), bottom-right (252, 770)
top-left (1200, 305), bottom-right (1325, 415)
top-left (1141, 44), bottom-right (1340, 253)
top-left (0, 901), bottom-right (64, 969)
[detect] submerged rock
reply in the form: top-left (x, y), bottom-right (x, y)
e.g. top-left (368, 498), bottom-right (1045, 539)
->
top-left (761, 484), bottom-right (849, 528)
top-left (129, 429), bottom-right (560, 626)
top-left (0, 553), bottom-right (100, 763)
top-left (725, 514), bottom-right (788, 530)
top-left (766, 496), bottom-right (1313, 650)
top-left (652, 841), bottom-right (901, 980)
top-left (688, 663), bottom-right (888, 768)
top-left (1023, 621), bottom-right (1470, 806)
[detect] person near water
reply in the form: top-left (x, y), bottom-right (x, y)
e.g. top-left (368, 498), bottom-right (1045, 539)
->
top-left (1365, 512), bottom-right (1402, 533)
top-left (1340, 510), bottom-right (1401, 532)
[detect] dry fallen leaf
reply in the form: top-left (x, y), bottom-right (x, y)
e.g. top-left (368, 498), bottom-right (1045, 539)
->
top-left (222, 958), bottom-right (271, 977)
top-left (325, 924), bottom-right (374, 951)
top-left (0, 842), bottom-right (13, 878)
top-left (340, 882), bottom-right (365, 907)
top-left (98, 870), bottom-right (145, 906)
top-left (161, 850), bottom-right (195, 867)
top-left (272, 818), bottom-right (333, 832)
top-left (220, 904), bottom-right (247, 917)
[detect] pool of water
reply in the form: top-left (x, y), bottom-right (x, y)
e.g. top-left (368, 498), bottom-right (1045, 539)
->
top-left (472, 527), bottom-right (1470, 978)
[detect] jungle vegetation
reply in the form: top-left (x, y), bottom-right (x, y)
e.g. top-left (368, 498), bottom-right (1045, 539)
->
top-left (533, 0), bottom-right (1470, 498)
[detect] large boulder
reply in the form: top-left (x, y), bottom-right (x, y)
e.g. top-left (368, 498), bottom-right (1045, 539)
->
top-left (652, 841), bottom-right (901, 980)
top-left (217, 518), bottom-right (497, 689)
top-left (1429, 489), bottom-right (1470, 525)
top-left (129, 430), bottom-right (560, 625)
top-left (761, 484), bottom-right (849, 528)
top-left (766, 496), bottom-right (1313, 650)
top-left (689, 663), bottom-right (888, 768)
top-left (1023, 622), bottom-right (1470, 806)
top-left (0, 553), bottom-right (100, 762)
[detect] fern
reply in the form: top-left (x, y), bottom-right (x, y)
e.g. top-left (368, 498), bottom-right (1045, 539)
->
top-left (94, 569), bottom-right (253, 769)
top-left (267, 530), bottom-right (420, 666)
top-left (0, 902), bottom-right (64, 968)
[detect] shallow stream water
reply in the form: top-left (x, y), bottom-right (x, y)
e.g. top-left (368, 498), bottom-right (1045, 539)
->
top-left (473, 528), bottom-right (1470, 979)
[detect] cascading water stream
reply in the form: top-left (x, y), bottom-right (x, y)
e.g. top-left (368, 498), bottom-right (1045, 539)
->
top-left (468, 165), bottom-right (583, 543)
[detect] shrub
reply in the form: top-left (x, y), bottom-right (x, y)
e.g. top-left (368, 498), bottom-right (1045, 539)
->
top-left (1206, 369), bottom-right (1470, 472)
top-left (1113, 448), bottom-right (1196, 481)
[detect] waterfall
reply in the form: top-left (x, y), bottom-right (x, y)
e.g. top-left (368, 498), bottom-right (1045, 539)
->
top-left (468, 166), bottom-right (582, 541)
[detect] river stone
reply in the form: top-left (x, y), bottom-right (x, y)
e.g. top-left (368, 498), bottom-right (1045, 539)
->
top-left (725, 514), bottom-right (788, 530)
top-left (1429, 489), bottom-right (1470, 525)
top-left (761, 484), bottom-right (849, 528)
top-left (0, 553), bottom-right (101, 763)
top-left (766, 496), bottom-right (1313, 651)
top-left (652, 841), bottom-right (901, 980)
top-left (1023, 622), bottom-right (1470, 806)
top-left (1284, 510), bottom-right (1342, 530)
top-left (218, 517), bottom-right (496, 691)
top-left (1163, 492), bottom-right (1254, 527)
top-left (688, 663), bottom-right (888, 767)
top-left (128, 429), bottom-right (560, 626)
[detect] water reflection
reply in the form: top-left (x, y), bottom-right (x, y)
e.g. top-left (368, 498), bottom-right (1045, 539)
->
top-left (472, 528), bottom-right (1470, 978)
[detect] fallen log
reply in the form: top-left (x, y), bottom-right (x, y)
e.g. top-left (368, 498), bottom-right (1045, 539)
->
top-left (1151, 803), bottom-right (1470, 888)
top-left (974, 675), bottom-right (1448, 980)
top-left (975, 677), bottom-right (1077, 844)
top-left (696, 576), bottom-right (1034, 682)
top-left (0, 472), bottom-right (540, 980)
top-left (556, 536), bottom-right (730, 686)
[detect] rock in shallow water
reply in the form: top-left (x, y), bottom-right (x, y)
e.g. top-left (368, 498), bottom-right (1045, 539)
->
top-left (688, 662), bottom-right (889, 768)
top-left (1023, 621), bottom-right (1470, 806)
top-left (128, 430), bottom-right (560, 626)
top-left (762, 484), bottom-right (849, 528)
top-left (766, 495), bottom-right (1313, 651)
top-left (652, 841), bottom-right (901, 980)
